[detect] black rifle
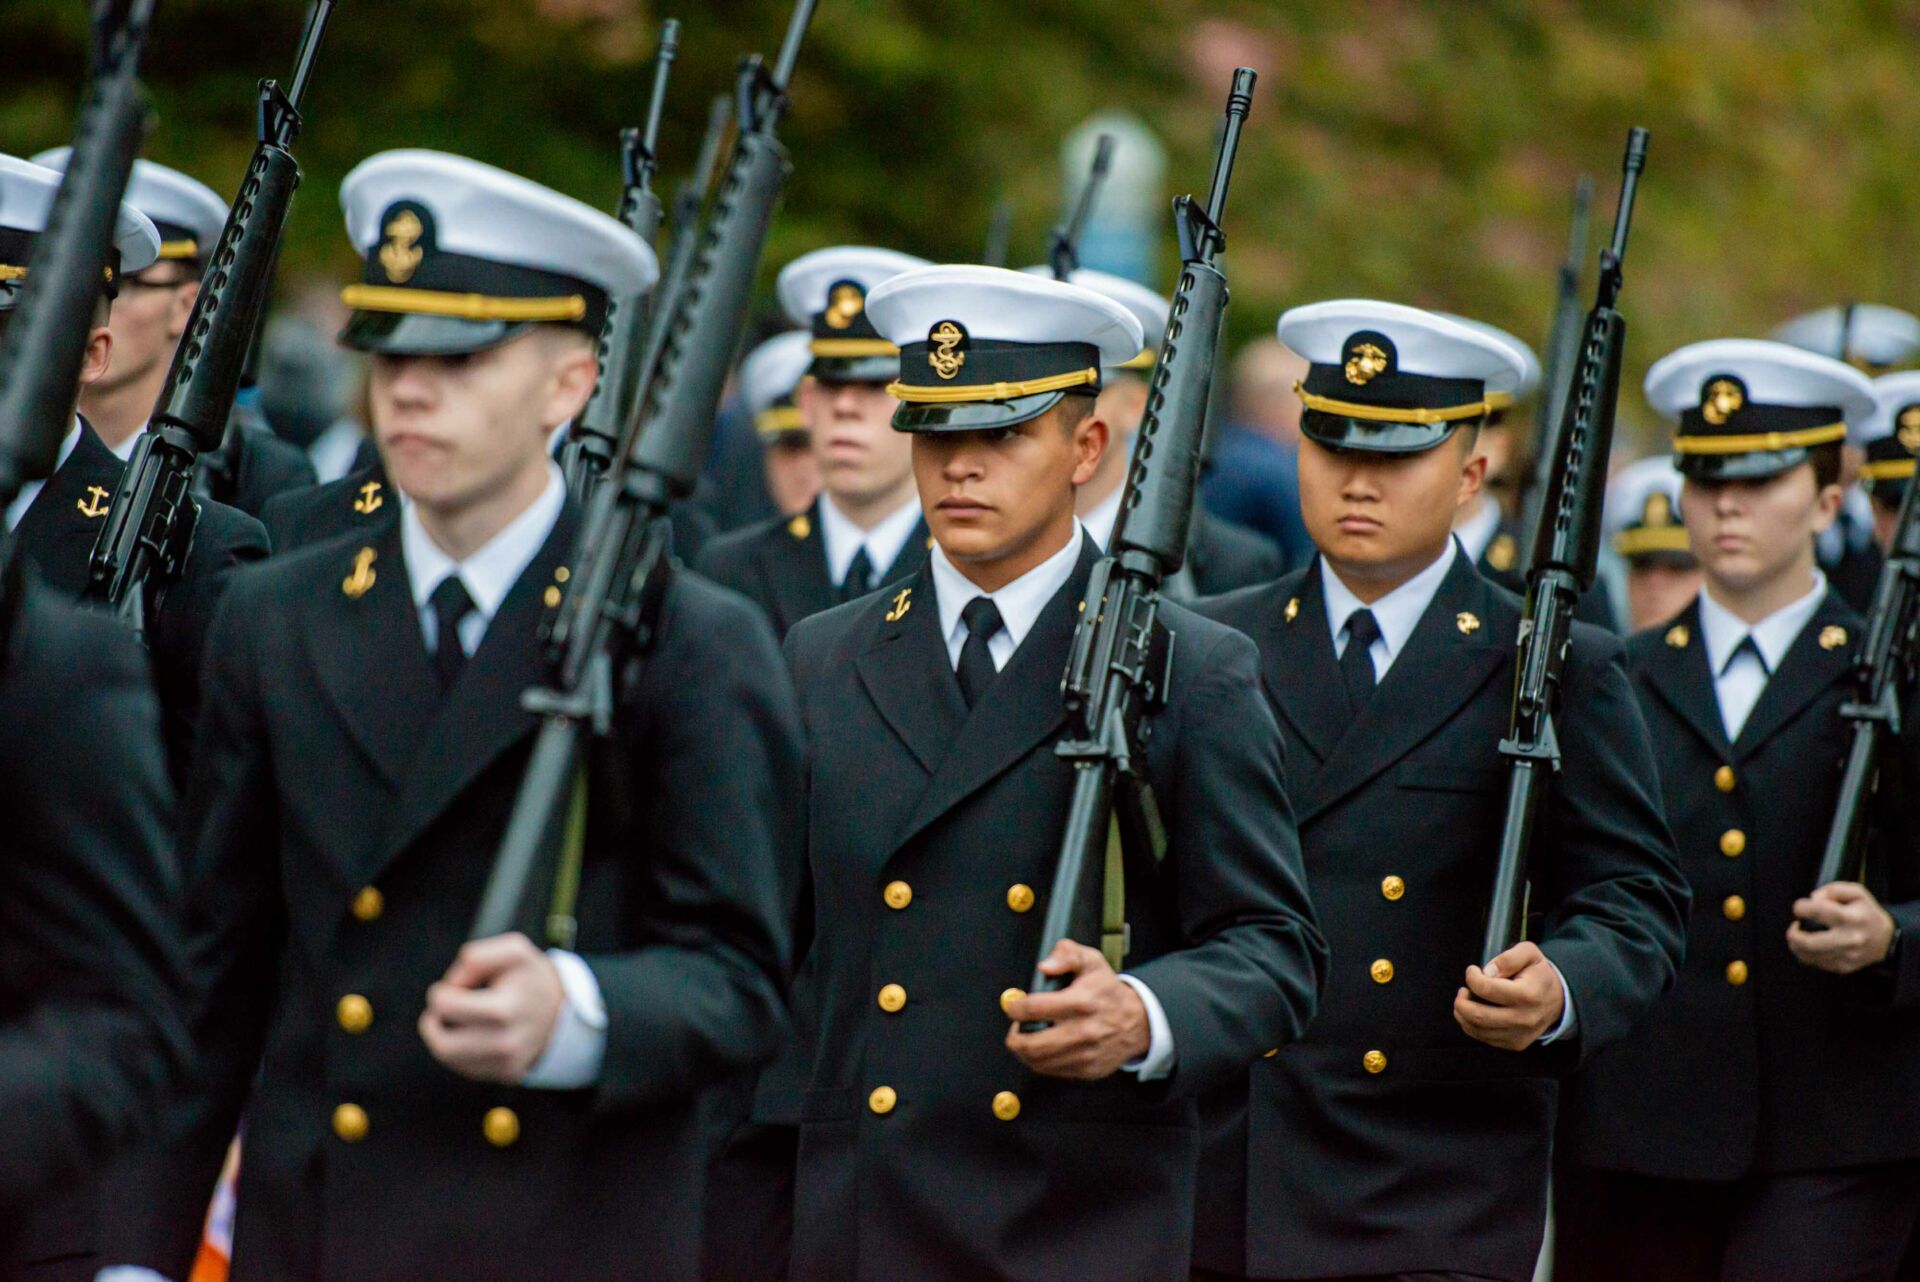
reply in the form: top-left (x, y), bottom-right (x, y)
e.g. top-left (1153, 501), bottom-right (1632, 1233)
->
top-left (1022, 69), bottom-right (1256, 1025)
top-left (86, 0), bottom-right (337, 633)
top-left (1518, 175), bottom-right (1593, 564)
top-left (470, 0), bottom-right (819, 944)
top-left (1808, 471), bottom-right (1920, 894)
top-left (1048, 133), bottom-right (1115, 281)
top-left (0, 0), bottom-right (154, 536)
top-left (1482, 129), bottom-right (1648, 963)
top-left (562, 17), bottom-right (680, 498)
top-left (981, 196), bottom-right (1014, 267)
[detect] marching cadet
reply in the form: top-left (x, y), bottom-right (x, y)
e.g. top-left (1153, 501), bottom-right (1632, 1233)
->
top-left (1033, 265), bottom-right (1282, 595)
top-left (1556, 340), bottom-right (1920, 1282)
top-left (0, 153), bottom-right (268, 774)
top-left (782, 263), bottom-right (1324, 1281)
top-left (695, 246), bottom-right (931, 638)
top-left (1190, 300), bottom-right (1687, 1282)
top-left (1855, 370), bottom-right (1920, 550)
top-left (1606, 453), bottom-right (1701, 631)
top-left (741, 328), bottom-right (822, 517)
top-left (30, 148), bottom-right (318, 516)
top-left (105, 150), bottom-right (802, 1281)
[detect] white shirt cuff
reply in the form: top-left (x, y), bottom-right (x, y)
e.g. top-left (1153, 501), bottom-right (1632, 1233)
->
top-left (1536, 959), bottom-right (1577, 1046)
top-left (522, 949), bottom-right (609, 1089)
top-left (1115, 973), bottom-right (1176, 1082)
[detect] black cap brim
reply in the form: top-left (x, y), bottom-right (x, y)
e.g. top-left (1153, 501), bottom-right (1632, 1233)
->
top-left (1300, 410), bottom-right (1464, 454)
top-left (892, 389), bottom-right (1068, 434)
top-left (1673, 447), bottom-right (1809, 483)
top-left (811, 354), bottom-right (899, 384)
top-left (338, 310), bottom-right (536, 356)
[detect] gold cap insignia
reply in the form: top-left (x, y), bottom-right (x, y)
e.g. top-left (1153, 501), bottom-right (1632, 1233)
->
top-left (1645, 490), bottom-right (1673, 528)
top-left (1820, 624), bottom-right (1848, 651)
top-left (824, 282), bottom-right (864, 331)
top-left (1666, 623), bottom-right (1690, 648)
top-left (1456, 611), bottom-right (1481, 635)
top-left (1345, 342), bottom-right (1389, 386)
top-left (929, 321), bottom-right (967, 381)
top-left (76, 484), bottom-right (111, 519)
top-left (1899, 405), bottom-right (1920, 453)
top-left (1487, 533), bottom-right (1516, 573)
top-left (885, 587), bottom-right (912, 622)
top-left (787, 513), bottom-right (812, 540)
top-left (378, 209), bottom-right (424, 284)
top-left (342, 547), bottom-right (377, 599)
top-left (1701, 378), bottom-right (1744, 427)
top-left (353, 480), bottom-right (384, 515)
top-left (1284, 597), bottom-right (1300, 623)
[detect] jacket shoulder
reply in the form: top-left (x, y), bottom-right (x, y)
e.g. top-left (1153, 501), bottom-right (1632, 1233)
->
top-left (782, 585), bottom-right (895, 669)
top-left (692, 512), bottom-right (784, 578)
top-left (1191, 565), bottom-right (1311, 631)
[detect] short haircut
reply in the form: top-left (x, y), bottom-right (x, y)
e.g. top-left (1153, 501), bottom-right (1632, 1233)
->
top-left (1807, 442), bottom-right (1842, 490)
top-left (1052, 391), bottom-right (1096, 433)
top-left (1455, 421), bottom-right (1482, 454)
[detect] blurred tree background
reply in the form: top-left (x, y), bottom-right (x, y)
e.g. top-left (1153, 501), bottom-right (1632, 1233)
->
top-left (8, 0), bottom-right (1920, 448)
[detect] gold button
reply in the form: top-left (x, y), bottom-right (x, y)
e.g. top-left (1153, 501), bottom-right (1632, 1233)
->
top-left (1381, 875), bottom-right (1406, 902)
top-left (877, 983), bottom-right (907, 1013)
top-left (1714, 765), bottom-right (1736, 792)
top-left (483, 1106), bottom-right (520, 1148)
top-left (1369, 959), bottom-right (1395, 985)
top-left (868, 1085), bottom-right (897, 1115)
top-left (1363, 1050), bottom-right (1387, 1074)
top-left (543, 585), bottom-right (562, 608)
top-left (1006, 883), bottom-right (1035, 913)
top-left (883, 881), bottom-right (912, 910)
top-left (1000, 987), bottom-right (1026, 1015)
top-left (336, 993), bottom-right (373, 1034)
top-left (1726, 959), bottom-right (1749, 986)
top-left (1721, 829), bottom-right (1746, 857)
top-left (1263, 1047), bottom-right (1279, 1058)
top-left (992, 1090), bottom-right (1021, 1121)
top-left (1723, 895), bottom-right (1747, 922)
top-left (332, 1102), bottom-right (369, 1143)
top-left (351, 886), bottom-right (384, 921)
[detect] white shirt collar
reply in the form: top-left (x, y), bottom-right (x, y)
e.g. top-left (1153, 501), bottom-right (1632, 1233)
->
top-left (1081, 482), bottom-right (1125, 552)
top-left (1320, 538), bottom-right (1460, 663)
top-left (401, 462), bottom-right (566, 622)
top-left (5, 420), bottom-right (84, 532)
top-left (1697, 569), bottom-right (1829, 676)
top-left (818, 492), bottom-right (924, 587)
top-left (1453, 497), bottom-right (1502, 564)
top-left (931, 523), bottom-right (1086, 661)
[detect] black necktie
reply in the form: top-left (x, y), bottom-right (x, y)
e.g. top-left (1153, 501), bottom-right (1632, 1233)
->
top-left (430, 575), bottom-right (476, 691)
top-left (956, 597), bottom-right (1004, 709)
top-left (842, 546), bottom-right (875, 602)
top-left (1340, 608), bottom-right (1381, 711)
top-left (1726, 634), bottom-right (1769, 677)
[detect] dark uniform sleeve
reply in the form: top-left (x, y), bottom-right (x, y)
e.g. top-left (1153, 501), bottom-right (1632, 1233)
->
top-left (149, 501), bottom-right (271, 778)
top-left (584, 579), bottom-right (804, 1113)
top-left (1125, 623), bottom-right (1328, 1097)
top-left (0, 591), bottom-right (189, 1212)
top-left (1534, 628), bottom-right (1690, 1060)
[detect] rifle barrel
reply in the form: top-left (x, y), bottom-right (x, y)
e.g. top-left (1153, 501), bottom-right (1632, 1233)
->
top-left (640, 19), bottom-right (680, 160)
top-left (770, 0), bottom-right (818, 91)
top-left (285, 0), bottom-right (337, 115)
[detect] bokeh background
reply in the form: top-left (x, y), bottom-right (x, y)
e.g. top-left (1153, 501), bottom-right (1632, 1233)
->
top-left (10, 0), bottom-right (1920, 451)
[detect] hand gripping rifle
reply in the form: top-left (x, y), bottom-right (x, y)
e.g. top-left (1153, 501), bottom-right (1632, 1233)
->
top-left (562, 18), bottom-right (680, 499)
top-left (1481, 129), bottom-right (1648, 963)
top-left (1518, 175), bottom-right (1593, 564)
top-left (86, 0), bottom-right (338, 635)
top-left (1048, 134), bottom-right (1115, 281)
top-left (469, 0), bottom-right (818, 944)
top-left (1021, 69), bottom-right (1255, 1027)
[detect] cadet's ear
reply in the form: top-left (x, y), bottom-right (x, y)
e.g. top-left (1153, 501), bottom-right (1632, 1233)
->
top-left (77, 324), bottom-right (113, 388)
top-left (543, 330), bottom-right (600, 426)
top-left (1455, 429), bottom-right (1488, 510)
top-left (1811, 479), bottom-right (1845, 534)
top-left (1070, 407), bottom-right (1108, 488)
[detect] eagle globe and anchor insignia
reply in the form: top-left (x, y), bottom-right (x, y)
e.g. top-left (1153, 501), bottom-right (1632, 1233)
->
top-left (1344, 342), bottom-right (1389, 386)
top-left (1701, 377), bottom-right (1745, 427)
top-left (825, 282), bottom-right (865, 330)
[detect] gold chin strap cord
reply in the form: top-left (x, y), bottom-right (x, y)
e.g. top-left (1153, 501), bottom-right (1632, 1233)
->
top-left (809, 337), bottom-right (898, 357)
top-left (340, 284), bottom-right (587, 324)
top-left (1293, 380), bottom-right (1511, 425)
top-left (887, 367), bottom-right (1100, 404)
top-left (1670, 423), bottom-right (1847, 455)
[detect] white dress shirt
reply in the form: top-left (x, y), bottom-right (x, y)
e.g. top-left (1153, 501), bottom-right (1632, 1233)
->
top-left (4, 421), bottom-right (81, 531)
top-left (818, 491), bottom-right (924, 590)
top-left (308, 417), bottom-right (368, 483)
top-left (1453, 496), bottom-right (1502, 566)
top-left (1696, 571), bottom-right (1829, 741)
top-left (928, 523), bottom-right (1176, 1080)
top-left (1321, 538), bottom-right (1577, 1043)
top-left (402, 463), bottom-right (608, 1089)
top-left (108, 428), bottom-right (140, 461)
top-left (1080, 481), bottom-right (1125, 552)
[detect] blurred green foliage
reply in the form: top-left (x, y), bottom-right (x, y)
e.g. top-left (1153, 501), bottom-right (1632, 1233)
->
top-left (8, 0), bottom-right (1920, 445)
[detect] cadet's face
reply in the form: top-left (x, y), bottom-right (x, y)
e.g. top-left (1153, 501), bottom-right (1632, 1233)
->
top-left (92, 268), bottom-right (197, 393)
top-left (1627, 560), bottom-right (1704, 631)
top-left (369, 330), bottom-right (596, 518)
top-left (1298, 431), bottom-right (1485, 592)
top-left (913, 401), bottom-right (1106, 591)
top-left (1680, 465), bottom-right (1840, 593)
top-left (763, 435), bottom-right (820, 517)
top-left (801, 377), bottom-right (913, 507)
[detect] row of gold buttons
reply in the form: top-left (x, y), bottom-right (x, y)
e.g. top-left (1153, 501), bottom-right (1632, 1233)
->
top-left (330, 1103), bottom-right (521, 1148)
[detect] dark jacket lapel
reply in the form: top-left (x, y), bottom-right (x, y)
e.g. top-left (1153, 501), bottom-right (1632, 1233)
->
top-left (757, 499), bottom-right (837, 629)
top-left (1296, 553), bottom-right (1509, 825)
top-left (1733, 590), bottom-right (1855, 757)
top-left (375, 502), bottom-right (582, 876)
top-left (854, 567), bottom-right (965, 776)
top-left (13, 420), bottom-right (125, 595)
top-left (877, 516), bottom-right (932, 586)
top-left (1256, 564), bottom-right (1349, 765)
top-left (1634, 600), bottom-right (1738, 762)
top-left (886, 539), bottom-right (1096, 859)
